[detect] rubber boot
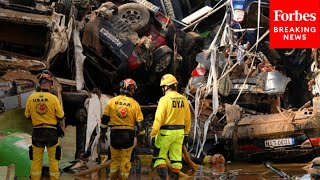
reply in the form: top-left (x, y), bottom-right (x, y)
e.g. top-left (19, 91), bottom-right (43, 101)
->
top-left (170, 168), bottom-right (180, 180)
top-left (170, 172), bottom-right (179, 180)
top-left (157, 167), bottom-right (169, 180)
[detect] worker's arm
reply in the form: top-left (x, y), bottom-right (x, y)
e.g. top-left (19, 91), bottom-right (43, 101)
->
top-left (101, 114), bottom-right (110, 129)
top-left (54, 96), bottom-right (65, 120)
top-left (150, 97), bottom-right (166, 138)
top-left (184, 99), bottom-right (191, 135)
top-left (100, 103), bottom-right (111, 142)
top-left (135, 104), bottom-right (144, 134)
top-left (101, 100), bottom-right (112, 130)
top-left (24, 97), bottom-right (31, 120)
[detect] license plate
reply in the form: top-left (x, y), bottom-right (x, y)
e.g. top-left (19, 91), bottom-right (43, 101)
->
top-left (233, 84), bottom-right (250, 90)
top-left (265, 138), bottom-right (295, 147)
top-left (99, 28), bottom-right (123, 48)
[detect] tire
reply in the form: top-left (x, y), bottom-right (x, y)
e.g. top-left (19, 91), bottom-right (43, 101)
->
top-left (152, 45), bottom-right (173, 73)
top-left (118, 3), bottom-right (150, 33)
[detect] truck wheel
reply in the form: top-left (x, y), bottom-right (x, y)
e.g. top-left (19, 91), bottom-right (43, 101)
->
top-left (152, 45), bottom-right (173, 73)
top-left (118, 3), bottom-right (150, 33)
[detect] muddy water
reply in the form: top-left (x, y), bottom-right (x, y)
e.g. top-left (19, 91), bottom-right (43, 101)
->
top-left (59, 158), bottom-right (310, 180)
top-left (0, 111), bottom-right (311, 180)
top-left (58, 127), bottom-right (311, 180)
top-left (197, 162), bottom-right (310, 179)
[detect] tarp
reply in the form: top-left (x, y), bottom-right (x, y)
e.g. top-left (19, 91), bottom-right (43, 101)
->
top-left (84, 94), bottom-right (111, 161)
top-left (0, 130), bottom-right (49, 177)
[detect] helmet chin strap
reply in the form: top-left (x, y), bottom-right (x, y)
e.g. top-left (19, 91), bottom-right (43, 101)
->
top-left (120, 89), bottom-right (134, 97)
top-left (162, 86), bottom-right (170, 95)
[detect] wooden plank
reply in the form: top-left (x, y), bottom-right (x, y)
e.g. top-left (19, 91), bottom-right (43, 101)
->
top-left (7, 164), bottom-right (15, 180)
top-left (0, 165), bottom-right (15, 180)
top-left (0, 166), bottom-right (8, 180)
top-left (56, 77), bottom-right (77, 86)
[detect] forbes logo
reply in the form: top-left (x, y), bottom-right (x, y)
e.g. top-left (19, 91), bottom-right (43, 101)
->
top-left (273, 10), bottom-right (316, 22)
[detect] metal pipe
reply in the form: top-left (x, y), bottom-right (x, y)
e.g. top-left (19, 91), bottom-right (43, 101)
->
top-left (182, 0), bottom-right (230, 31)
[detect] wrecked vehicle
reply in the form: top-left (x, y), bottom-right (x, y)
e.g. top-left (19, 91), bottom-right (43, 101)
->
top-left (187, 0), bottom-right (311, 112)
top-left (222, 105), bottom-right (320, 162)
top-left (0, 0), bottom-right (75, 110)
top-left (81, 1), bottom-right (204, 103)
top-left (82, 2), bottom-right (174, 79)
top-left (184, 0), bottom-right (314, 160)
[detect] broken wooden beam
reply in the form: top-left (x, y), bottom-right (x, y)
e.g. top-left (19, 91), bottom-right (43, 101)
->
top-left (0, 164), bottom-right (15, 180)
top-left (56, 77), bottom-right (77, 86)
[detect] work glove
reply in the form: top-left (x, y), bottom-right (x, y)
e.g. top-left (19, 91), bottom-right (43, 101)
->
top-left (183, 135), bottom-right (189, 145)
top-left (138, 129), bottom-right (146, 136)
top-left (100, 127), bottom-right (108, 143)
top-left (56, 123), bottom-right (64, 138)
top-left (151, 137), bottom-right (156, 148)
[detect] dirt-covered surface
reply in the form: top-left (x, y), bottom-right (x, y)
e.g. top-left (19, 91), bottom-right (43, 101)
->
top-left (0, 109), bottom-right (33, 134)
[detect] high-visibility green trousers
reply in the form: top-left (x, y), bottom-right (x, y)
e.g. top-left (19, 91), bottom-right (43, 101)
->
top-left (153, 129), bottom-right (184, 169)
top-left (109, 146), bottom-right (134, 180)
top-left (30, 142), bottom-right (60, 180)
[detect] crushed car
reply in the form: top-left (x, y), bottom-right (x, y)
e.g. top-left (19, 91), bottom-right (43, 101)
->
top-left (184, 0), bottom-right (314, 161)
top-left (81, 1), bottom-right (205, 104)
top-left (0, 0), bottom-right (75, 111)
top-left (222, 104), bottom-right (320, 162)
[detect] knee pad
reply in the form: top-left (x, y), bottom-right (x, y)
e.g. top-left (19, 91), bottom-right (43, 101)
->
top-left (29, 146), bottom-right (33, 160)
top-left (55, 145), bottom-right (61, 160)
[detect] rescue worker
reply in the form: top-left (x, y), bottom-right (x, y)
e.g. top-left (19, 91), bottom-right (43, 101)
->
top-left (150, 74), bottom-right (191, 180)
top-left (25, 72), bottom-right (64, 180)
top-left (100, 78), bottom-right (144, 179)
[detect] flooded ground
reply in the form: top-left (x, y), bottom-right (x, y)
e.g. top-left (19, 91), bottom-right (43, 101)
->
top-left (59, 161), bottom-right (310, 180)
top-left (59, 127), bottom-right (310, 180)
top-left (0, 111), bottom-right (312, 179)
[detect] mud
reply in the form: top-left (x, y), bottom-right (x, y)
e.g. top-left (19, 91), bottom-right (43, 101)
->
top-left (58, 127), bottom-right (310, 180)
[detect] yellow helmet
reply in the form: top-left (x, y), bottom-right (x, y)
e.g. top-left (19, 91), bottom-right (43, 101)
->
top-left (160, 74), bottom-right (177, 87)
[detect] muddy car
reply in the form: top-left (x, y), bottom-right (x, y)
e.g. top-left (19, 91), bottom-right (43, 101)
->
top-left (228, 0), bottom-right (312, 108)
top-left (187, 0), bottom-right (312, 113)
top-left (81, 2), bottom-right (204, 103)
top-left (222, 106), bottom-right (320, 162)
top-left (0, 0), bottom-right (75, 110)
top-left (184, 0), bottom-right (313, 160)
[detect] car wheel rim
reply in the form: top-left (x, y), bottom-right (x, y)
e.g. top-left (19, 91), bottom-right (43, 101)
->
top-left (155, 54), bottom-right (171, 72)
top-left (121, 10), bottom-right (141, 25)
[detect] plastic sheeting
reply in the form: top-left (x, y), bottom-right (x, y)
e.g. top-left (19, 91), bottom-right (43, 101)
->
top-left (84, 94), bottom-right (101, 152)
top-left (73, 23), bottom-right (86, 91)
top-left (0, 130), bottom-right (49, 177)
top-left (84, 94), bottom-right (111, 161)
